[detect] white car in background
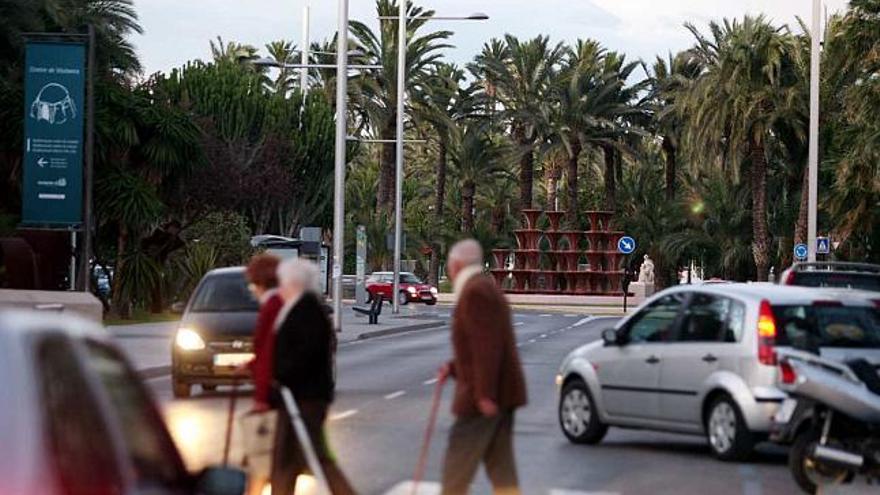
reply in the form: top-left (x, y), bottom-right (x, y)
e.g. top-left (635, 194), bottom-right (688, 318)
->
top-left (556, 284), bottom-right (880, 460)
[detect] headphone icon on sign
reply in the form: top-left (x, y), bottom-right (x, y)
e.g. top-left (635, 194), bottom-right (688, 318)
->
top-left (30, 83), bottom-right (77, 125)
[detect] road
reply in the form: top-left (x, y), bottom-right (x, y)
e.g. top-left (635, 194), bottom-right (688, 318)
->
top-left (145, 310), bottom-right (801, 495)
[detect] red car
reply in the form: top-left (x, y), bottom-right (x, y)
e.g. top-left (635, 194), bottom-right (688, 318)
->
top-left (366, 271), bottom-right (438, 306)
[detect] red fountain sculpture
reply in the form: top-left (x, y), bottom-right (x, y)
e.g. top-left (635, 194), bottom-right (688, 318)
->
top-left (493, 209), bottom-right (630, 296)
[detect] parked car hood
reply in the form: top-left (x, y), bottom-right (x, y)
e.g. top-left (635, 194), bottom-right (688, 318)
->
top-left (180, 311), bottom-right (258, 340)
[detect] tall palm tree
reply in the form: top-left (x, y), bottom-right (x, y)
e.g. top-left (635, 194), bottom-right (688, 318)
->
top-left (450, 122), bottom-right (507, 233)
top-left (681, 16), bottom-right (801, 280)
top-left (411, 63), bottom-right (480, 283)
top-left (470, 34), bottom-right (565, 210)
top-left (649, 50), bottom-right (703, 201)
top-left (264, 40), bottom-right (299, 95)
top-left (349, 0), bottom-right (452, 214)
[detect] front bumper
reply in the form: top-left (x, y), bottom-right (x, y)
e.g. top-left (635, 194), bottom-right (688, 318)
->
top-left (406, 290), bottom-right (437, 303)
top-left (172, 340), bottom-right (254, 383)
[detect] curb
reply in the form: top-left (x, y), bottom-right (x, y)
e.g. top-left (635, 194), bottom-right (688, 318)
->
top-left (139, 365), bottom-right (172, 379)
top-left (356, 321), bottom-right (447, 340)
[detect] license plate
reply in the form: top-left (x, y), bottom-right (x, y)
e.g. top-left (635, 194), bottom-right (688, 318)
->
top-left (774, 398), bottom-right (798, 425)
top-left (421, 294), bottom-right (433, 300)
top-left (213, 353), bottom-right (254, 367)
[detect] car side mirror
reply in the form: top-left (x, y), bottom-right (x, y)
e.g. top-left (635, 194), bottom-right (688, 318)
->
top-left (195, 466), bottom-right (247, 495)
top-left (602, 328), bottom-right (619, 346)
top-left (170, 302), bottom-right (186, 315)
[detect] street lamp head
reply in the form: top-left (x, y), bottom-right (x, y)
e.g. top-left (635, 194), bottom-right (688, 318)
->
top-left (252, 57), bottom-right (279, 68)
top-left (467, 12), bottom-right (490, 21)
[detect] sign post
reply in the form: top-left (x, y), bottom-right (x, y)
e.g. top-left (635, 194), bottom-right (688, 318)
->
top-left (617, 236), bottom-right (636, 312)
top-left (21, 30), bottom-right (94, 291)
top-left (355, 225), bottom-right (367, 305)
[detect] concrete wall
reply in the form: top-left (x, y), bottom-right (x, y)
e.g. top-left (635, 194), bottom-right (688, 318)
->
top-left (0, 289), bottom-right (103, 323)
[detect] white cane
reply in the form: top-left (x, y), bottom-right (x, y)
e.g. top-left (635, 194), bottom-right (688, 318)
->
top-left (280, 386), bottom-right (333, 495)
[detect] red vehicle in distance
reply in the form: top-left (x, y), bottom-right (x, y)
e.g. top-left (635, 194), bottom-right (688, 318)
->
top-left (366, 271), bottom-right (438, 306)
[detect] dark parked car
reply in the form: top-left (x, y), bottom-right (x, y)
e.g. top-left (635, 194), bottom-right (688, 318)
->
top-left (0, 309), bottom-right (246, 495)
top-left (779, 262), bottom-right (880, 292)
top-left (172, 267), bottom-right (259, 398)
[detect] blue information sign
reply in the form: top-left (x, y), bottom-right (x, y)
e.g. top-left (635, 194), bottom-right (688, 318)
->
top-left (618, 236), bottom-right (636, 255)
top-left (817, 237), bottom-right (831, 255)
top-left (21, 41), bottom-right (86, 227)
top-left (794, 243), bottom-right (808, 261)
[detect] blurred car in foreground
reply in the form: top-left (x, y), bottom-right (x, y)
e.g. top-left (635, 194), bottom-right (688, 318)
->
top-left (780, 262), bottom-right (880, 292)
top-left (172, 267), bottom-right (259, 398)
top-left (556, 284), bottom-right (880, 461)
top-left (0, 310), bottom-right (245, 495)
top-left (366, 271), bottom-right (438, 306)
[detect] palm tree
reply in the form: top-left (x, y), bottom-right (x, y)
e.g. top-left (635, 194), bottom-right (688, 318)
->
top-left (264, 40), bottom-right (299, 95)
top-left (681, 16), bottom-right (801, 280)
top-left (649, 50), bottom-right (703, 201)
top-left (450, 122), bottom-right (507, 233)
top-left (470, 34), bottom-right (565, 210)
top-left (411, 63), bottom-right (480, 283)
top-left (349, 0), bottom-right (452, 214)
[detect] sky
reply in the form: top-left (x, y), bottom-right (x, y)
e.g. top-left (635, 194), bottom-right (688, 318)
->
top-left (134, 0), bottom-right (850, 77)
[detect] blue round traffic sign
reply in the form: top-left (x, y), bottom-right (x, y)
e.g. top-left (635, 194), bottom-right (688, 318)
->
top-left (618, 236), bottom-right (636, 255)
top-left (794, 243), bottom-right (808, 261)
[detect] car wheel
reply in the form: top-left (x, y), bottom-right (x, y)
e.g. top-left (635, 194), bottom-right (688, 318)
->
top-left (172, 378), bottom-right (191, 399)
top-left (202, 384), bottom-right (217, 392)
top-left (398, 291), bottom-right (409, 306)
top-left (789, 428), bottom-right (852, 494)
top-left (705, 394), bottom-right (754, 461)
top-left (559, 379), bottom-right (608, 444)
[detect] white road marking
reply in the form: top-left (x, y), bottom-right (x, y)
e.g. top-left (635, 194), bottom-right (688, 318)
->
top-left (329, 409), bottom-right (358, 421)
top-left (540, 313), bottom-right (552, 317)
top-left (573, 316), bottom-right (594, 327)
top-left (528, 339), bottom-right (537, 344)
top-left (564, 314), bottom-right (577, 317)
top-left (423, 378), bottom-right (438, 385)
top-left (514, 322), bottom-right (525, 326)
top-left (384, 482), bottom-right (619, 495)
top-left (384, 390), bottom-right (406, 400)
top-left (540, 333), bottom-right (547, 338)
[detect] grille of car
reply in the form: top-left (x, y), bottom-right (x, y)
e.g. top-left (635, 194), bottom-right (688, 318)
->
top-left (208, 340), bottom-right (254, 352)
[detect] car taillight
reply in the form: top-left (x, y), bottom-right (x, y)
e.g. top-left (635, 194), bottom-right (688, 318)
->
top-left (779, 359), bottom-right (797, 385)
top-left (758, 300), bottom-right (777, 366)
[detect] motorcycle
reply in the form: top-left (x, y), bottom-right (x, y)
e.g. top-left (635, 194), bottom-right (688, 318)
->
top-left (772, 348), bottom-right (880, 493)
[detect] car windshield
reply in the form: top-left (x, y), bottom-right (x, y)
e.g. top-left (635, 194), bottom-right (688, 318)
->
top-left (791, 272), bottom-right (880, 292)
top-left (773, 305), bottom-right (880, 349)
top-left (189, 273), bottom-right (258, 313)
top-left (400, 274), bottom-right (422, 284)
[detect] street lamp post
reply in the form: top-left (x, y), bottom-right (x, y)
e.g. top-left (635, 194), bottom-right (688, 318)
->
top-left (381, 10), bottom-right (489, 314)
top-left (807, 0), bottom-right (821, 262)
top-left (331, 0), bottom-right (351, 334)
top-left (301, 4), bottom-right (310, 93)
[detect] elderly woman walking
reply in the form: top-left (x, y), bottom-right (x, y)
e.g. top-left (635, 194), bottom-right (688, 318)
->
top-left (271, 258), bottom-right (355, 495)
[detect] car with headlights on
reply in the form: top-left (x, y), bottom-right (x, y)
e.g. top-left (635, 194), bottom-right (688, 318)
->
top-left (172, 267), bottom-right (259, 398)
top-left (366, 271), bottom-right (438, 306)
top-left (556, 284), bottom-right (880, 461)
top-left (0, 309), bottom-right (246, 495)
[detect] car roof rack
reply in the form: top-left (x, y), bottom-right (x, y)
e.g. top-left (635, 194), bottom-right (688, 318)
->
top-left (789, 262), bottom-right (880, 274)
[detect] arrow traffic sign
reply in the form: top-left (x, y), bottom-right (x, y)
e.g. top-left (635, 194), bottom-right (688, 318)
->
top-left (618, 236), bottom-right (636, 255)
top-left (817, 237), bottom-right (830, 255)
top-left (794, 243), bottom-right (808, 261)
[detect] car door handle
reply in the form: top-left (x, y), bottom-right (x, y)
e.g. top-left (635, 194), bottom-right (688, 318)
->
top-left (645, 355), bottom-right (661, 364)
top-left (702, 354), bottom-right (718, 363)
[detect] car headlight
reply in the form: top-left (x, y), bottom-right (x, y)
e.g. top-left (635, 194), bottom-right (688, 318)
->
top-left (407, 286), bottom-right (417, 294)
top-left (175, 327), bottom-right (206, 351)
top-left (430, 287), bottom-right (438, 295)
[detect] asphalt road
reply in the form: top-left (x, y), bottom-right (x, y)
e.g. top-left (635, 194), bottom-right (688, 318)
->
top-left (146, 310), bottom-right (804, 495)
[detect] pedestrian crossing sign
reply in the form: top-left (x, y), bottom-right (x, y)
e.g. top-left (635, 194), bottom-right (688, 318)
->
top-left (817, 237), bottom-right (830, 255)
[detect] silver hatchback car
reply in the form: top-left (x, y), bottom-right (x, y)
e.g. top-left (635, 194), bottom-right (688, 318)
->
top-left (556, 284), bottom-right (880, 460)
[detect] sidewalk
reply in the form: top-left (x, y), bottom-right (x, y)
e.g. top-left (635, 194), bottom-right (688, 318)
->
top-left (107, 302), bottom-right (448, 374)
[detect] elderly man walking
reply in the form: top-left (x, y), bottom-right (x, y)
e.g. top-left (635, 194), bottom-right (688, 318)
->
top-left (438, 239), bottom-right (527, 495)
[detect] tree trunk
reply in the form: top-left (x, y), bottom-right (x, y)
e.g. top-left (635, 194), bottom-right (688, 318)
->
top-left (519, 144), bottom-right (534, 210)
top-left (428, 137), bottom-right (448, 285)
top-left (602, 144), bottom-right (616, 211)
top-left (794, 163), bottom-right (810, 246)
top-left (462, 181), bottom-right (476, 233)
top-left (566, 139), bottom-right (582, 227)
top-left (662, 135), bottom-right (677, 202)
top-left (546, 169), bottom-right (559, 212)
top-left (111, 223), bottom-right (131, 319)
top-left (750, 141), bottom-right (771, 281)
top-left (377, 119), bottom-right (397, 214)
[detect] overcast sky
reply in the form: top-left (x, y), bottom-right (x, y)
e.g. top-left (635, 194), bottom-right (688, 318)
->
top-left (134, 0), bottom-right (850, 77)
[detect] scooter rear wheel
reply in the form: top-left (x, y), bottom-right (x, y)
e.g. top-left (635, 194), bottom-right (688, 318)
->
top-left (789, 429), bottom-right (852, 494)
